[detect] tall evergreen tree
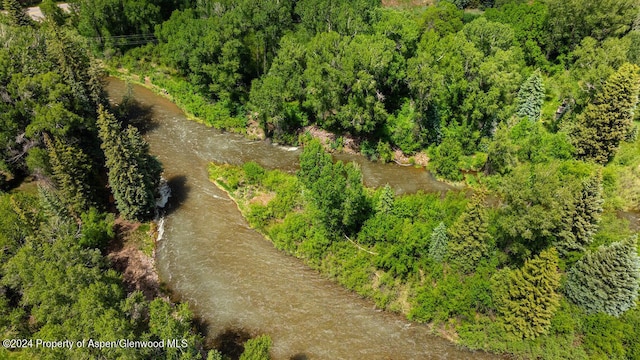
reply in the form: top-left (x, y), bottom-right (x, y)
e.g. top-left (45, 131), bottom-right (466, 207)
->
top-left (44, 134), bottom-right (94, 217)
top-left (556, 173), bottom-right (604, 255)
top-left (376, 184), bottom-right (394, 215)
top-left (492, 248), bottom-right (561, 339)
top-left (428, 222), bottom-right (448, 262)
top-left (516, 70), bottom-right (544, 122)
top-left (97, 106), bottom-right (161, 221)
top-left (448, 193), bottom-right (492, 272)
top-left (3, 0), bottom-right (32, 27)
top-left (571, 63), bottom-right (640, 163)
top-left (564, 236), bottom-right (640, 317)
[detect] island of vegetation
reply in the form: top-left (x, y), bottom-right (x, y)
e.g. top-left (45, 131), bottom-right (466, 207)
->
top-left (2, 0), bottom-right (640, 359)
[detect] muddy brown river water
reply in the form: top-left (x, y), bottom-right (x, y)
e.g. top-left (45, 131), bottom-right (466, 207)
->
top-left (105, 78), bottom-right (506, 360)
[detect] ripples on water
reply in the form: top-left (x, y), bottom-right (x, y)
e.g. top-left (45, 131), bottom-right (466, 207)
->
top-left (107, 78), bottom-right (501, 360)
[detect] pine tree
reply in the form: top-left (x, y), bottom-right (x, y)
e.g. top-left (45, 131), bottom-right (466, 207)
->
top-left (97, 106), bottom-right (161, 221)
top-left (516, 70), bottom-right (544, 122)
top-left (3, 0), bottom-right (32, 27)
top-left (376, 184), bottom-right (394, 215)
top-left (556, 173), bottom-right (604, 255)
top-left (44, 134), bottom-right (94, 217)
top-left (448, 193), bottom-right (492, 272)
top-left (492, 248), bottom-right (561, 339)
top-left (572, 63), bottom-right (640, 164)
top-left (564, 236), bottom-right (640, 317)
top-left (428, 222), bottom-right (448, 262)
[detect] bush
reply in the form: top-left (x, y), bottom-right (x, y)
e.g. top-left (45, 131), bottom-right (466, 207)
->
top-left (242, 162), bottom-right (265, 185)
top-left (79, 208), bottom-right (115, 249)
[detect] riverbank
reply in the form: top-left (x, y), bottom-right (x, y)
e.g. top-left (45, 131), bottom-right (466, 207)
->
top-left (207, 161), bottom-right (494, 355)
top-left (106, 67), bottom-right (248, 133)
top-left (107, 218), bottom-right (163, 300)
top-left (207, 158), bottom-right (640, 360)
top-left (105, 66), bottom-right (439, 168)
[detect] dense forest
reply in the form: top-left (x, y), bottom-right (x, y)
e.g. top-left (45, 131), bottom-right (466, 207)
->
top-left (3, 0), bottom-right (640, 359)
top-left (0, 4), bottom-right (249, 359)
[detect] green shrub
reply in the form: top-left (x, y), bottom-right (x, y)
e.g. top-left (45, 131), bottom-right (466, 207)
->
top-left (243, 162), bottom-right (265, 185)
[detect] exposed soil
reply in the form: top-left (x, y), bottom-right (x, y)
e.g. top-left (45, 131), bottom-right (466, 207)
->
top-left (302, 125), bottom-right (430, 167)
top-left (302, 125), bottom-right (361, 154)
top-left (246, 115), bottom-right (266, 140)
top-left (249, 192), bottom-right (275, 206)
top-left (108, 218), bottom-right (161, 300)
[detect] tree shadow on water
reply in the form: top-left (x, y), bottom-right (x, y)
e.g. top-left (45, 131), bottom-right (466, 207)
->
top-left (114, 96), bottom-right (158, 135)
top-left (162, 175), bottom-right (189, 216)
top-left (212, 327), bottom-right (251, 360)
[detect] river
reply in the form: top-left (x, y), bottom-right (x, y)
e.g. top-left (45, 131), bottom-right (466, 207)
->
top-left (105, 78), bottom-right (502, 360)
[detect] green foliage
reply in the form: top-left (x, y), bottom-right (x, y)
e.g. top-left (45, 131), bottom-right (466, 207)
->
top-left (545, 0), bottom-right (639, 56)
top-left (97, 106), bottom-right (162, 221)
top-left (497, 162), bottom-right (577, 260)
top-left (242, 161), bottom-right (265, 185)
top-left (148, 299), bottom-right (203, 359)
top-left (45, 135), bottom-right (94, 216)
top-left (564, 236), bottom-right (640, 317)
top-left (372, 8), bottom-right (421, 58)
top-left (294, 0), bottom-right (378, 35)
top-left (463, 17), bottom-right (516, 57)
top-left (298, 139), bottom-right (368, 234)
top-left (239, 335), bottom-right (272, 360)
top-left (429, 135), bottom-right (463, 181)
top-left (484, 1), bottom-right (549, 66)
top-left (376, 184), bottom-right (395, 215)
top-left (581, 312), bottom-right (629, 359)
top-left (385, 100), bottom-right (427, 154)
top-left (484, 122), bottom-right (517, 175)
top-left (79, 208), bottom-right (115, 249)
top-left (3, 0), bottom-right (32, 27)
top-left (419, 1), bottom-right (463, 36)
top-left (428, 222), bottom-right (448, 262)
top-left (447, 193), bottom-right (492, 272)
top-left (516, 70), bottom-right (544, 121)
top-left (570, 63), bottom-right (640, 164)
top-left (556, 173), bottom-right (604, 255)
top-left (492, 248), bottom-right (561, 339)
top-left (40, 0), bottom-right (67, 26)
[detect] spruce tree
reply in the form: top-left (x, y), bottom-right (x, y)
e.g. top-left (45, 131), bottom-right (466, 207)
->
top-left (556, 173), bottom-right (604, 255)
top-left (44, 134), bottom-right (93, 217)
top-left (492, 248), bottom-right (561, 339)
top-left (447, 193), bottom-right (492, 272)
top-left (3, 0), bottom-right (32, 27)
top-left (516, 70), bottom-right (544, 122)
top-left (564, 236), bottom-right (640, 317)
top-left (376, 184), bottom-right (394, 215)
top-left (572, 63), bottom-right (640, 163)
top-left (97, 106), bottom-right (161, 221)
top-left (428, 222), bottom-right (448, 262)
